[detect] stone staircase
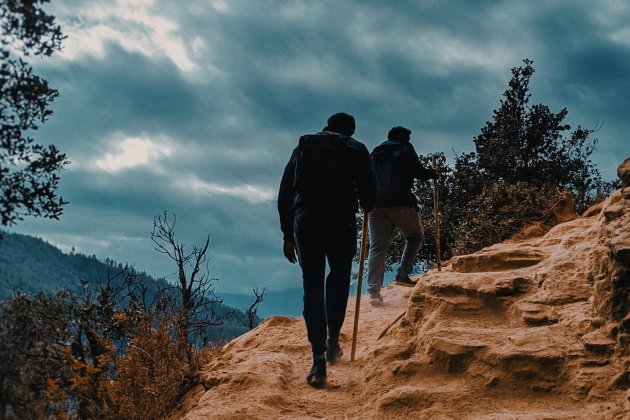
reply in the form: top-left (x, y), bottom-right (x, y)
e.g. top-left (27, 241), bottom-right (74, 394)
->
top-left (361, 197), bottom-right (629, 418)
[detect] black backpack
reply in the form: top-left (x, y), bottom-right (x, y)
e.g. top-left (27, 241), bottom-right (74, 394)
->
top-left (372, 144), bottom-right (409, 189)
top-left (293, 133), bottom-right (351, 205)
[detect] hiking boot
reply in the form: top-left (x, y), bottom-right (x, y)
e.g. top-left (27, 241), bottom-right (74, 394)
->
top-left (393, 275), bottom-right (416, 287)
top-left (306, 354), bottom-right (327, 387)
top-left (326, 340), bottom-right (343, 364)
top-left (369, 292), bottom-right (384, 306)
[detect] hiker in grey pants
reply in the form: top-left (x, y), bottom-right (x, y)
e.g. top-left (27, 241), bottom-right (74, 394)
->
top-left (367, 126), bottom-right (437, 304)
top-left (367, 206), bottom-right (424, 298)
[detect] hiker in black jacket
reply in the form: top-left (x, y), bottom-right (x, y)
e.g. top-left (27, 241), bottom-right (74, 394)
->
top-left (278, 113), bottom-right (376, 387)
top-left (366, 126), bottom-right (437, 306)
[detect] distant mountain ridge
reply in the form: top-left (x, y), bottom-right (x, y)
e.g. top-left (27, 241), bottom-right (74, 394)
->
top-left (0, 231), bottom-right (252, 339)
top-left (0, 231), bottom-right (165, 299)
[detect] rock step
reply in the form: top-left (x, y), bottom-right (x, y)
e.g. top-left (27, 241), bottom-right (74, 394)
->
top-left (451, 246), bottom-right (547, 273)
top-left (421, 326), bottom-right (584, 390)
top-left (374, 381), bottom-right (469, 418)
top-left (376, 381), bottom-right (626, 419)
top-left (580, 330), bottom-right (617, 354)
top-left (428, 334), bottom-right (488, 373)
top-left (471, 405), bottom-right (622, 420)
top-left (410, 291), bottom-right (482, 308)
top-left (418, 273), bottom-right (532, 298)
top-left (406, 292), bottom-right (515, 331)
top-left (515, 302), bottom-right (558, 326)
top-left (477, 326), bottom-right (584, 390)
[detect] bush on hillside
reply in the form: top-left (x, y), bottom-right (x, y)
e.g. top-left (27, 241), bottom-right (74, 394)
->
top-left (450, 181), bottom-right (560, 255)
top-left (0, 273), bottom-right (233, 419)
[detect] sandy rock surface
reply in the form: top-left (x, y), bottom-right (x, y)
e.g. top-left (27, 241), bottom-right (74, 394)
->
top-left (178, 187), bottom-right (629, 419)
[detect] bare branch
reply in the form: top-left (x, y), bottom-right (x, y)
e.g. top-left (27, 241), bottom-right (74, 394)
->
top-left (247, 287), bottom-right (267, 330)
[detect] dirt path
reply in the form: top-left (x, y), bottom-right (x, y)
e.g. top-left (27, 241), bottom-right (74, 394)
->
top-left (180, 285), bottom-right (412, 419)
top-left (290, 286), bottom-right (412, 419)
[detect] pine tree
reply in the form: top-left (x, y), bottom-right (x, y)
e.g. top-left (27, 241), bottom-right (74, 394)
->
top-left (473, 58), bottom-right (604, 212)
top-left (1, 0), bottom-right (69, 227)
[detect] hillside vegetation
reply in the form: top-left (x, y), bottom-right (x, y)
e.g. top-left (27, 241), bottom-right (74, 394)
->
top-left (0, 230), bottom-right (269, 418)
top-left (0, 232), bottom-right (158, 297)
top-left (0, 231), bottom-right (250, 339)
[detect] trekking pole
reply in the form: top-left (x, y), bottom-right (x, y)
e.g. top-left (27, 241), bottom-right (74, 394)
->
top-left (432, 155), bottom-right (442, 272)
top-left (351, 213), bottom-right (369, 361)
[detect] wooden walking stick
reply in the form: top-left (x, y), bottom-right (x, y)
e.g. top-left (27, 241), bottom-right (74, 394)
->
top-left (351, 213), bottom-right (369, 361)
top-left (432, 155), bottom-right (442, 272)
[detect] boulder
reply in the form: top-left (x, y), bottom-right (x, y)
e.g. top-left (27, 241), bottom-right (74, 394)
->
top-left (618, 157), bottom-right (630, 187)
top-left (604, 203), bottom-right (625, 222)
top-left (583, 201), bottom-right (604, 217)
top-left (553, 189), bottom-right (577, 223)
top-left (610, 228), bottom-right (630, 266)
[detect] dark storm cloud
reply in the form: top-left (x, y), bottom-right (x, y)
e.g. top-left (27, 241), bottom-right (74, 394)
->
top-left (12, 0), bottom-right (629, 294)
top-left (39, 46), bottom-right (209, 151)
top-left (518, 0), bottom-right (630, 176)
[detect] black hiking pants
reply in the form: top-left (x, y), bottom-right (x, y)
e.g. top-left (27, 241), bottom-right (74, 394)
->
top-left (294, 210), bottom-right (357, 355)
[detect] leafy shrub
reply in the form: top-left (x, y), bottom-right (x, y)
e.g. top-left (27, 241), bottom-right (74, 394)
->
top-left (0, 293), bottom-right (72, 419)
top-left (93, 315), bottom-right (204, 420)
top-left (450, 181), bottom-right (560, 255)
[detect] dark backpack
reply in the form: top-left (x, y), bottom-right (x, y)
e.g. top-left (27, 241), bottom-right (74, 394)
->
top-left (293, 133), bottom-right (351, 205)
top-left (372, 142), bottom-right (410, 194)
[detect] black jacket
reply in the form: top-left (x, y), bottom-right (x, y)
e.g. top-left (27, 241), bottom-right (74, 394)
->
top-left (371, 139), bottom-right (436, 209)
top-left (278, 131), bottom-right (376, 241)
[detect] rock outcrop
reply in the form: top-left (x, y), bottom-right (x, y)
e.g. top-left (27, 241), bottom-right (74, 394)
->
top-left (179, 160), bottom-right (630, 419)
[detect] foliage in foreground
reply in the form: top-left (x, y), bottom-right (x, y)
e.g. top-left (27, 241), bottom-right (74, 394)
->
top-left (0, 279), bottom-right (205, 419)
top-left (0, 214), bottom-right (266, 419)
top-left (1, 0), bottom-right (69, 228)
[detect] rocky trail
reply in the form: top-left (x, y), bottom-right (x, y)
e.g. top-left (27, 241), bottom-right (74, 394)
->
top-left (179, 161), bottom-right (629, 419)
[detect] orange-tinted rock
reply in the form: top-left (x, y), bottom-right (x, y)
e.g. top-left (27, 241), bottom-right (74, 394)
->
top-left (617, 157), bottom-right (630, 187)
top-left (517, 302), bottom-right (558, 325)
top-left (583, 201), bottom-right (604, 217)
top-left (451, 246), bottom-right (546, 273)
top-left (581, 330), bottom-right (617, 354)
top-left (181, 174), bottom-right (630, 419)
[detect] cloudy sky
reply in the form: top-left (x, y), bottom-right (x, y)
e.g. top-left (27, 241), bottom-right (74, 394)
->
top-left (11, 0), bottom-right (630, 294)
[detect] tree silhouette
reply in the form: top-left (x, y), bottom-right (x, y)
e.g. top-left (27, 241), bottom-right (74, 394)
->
top-left (151, 212), bottom-right (233, 355)
top-left (474, 58), bottom-right (604, 212)
top-left (376, 59), bottom-right (611, 274)
top-left (1, 0), bottom-right (69, 227)
top-left (246, 286), bottom-right (267, 330)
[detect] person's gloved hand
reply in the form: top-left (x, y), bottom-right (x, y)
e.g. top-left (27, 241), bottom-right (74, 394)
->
top-left (283, 241), bottom-right (297, 264)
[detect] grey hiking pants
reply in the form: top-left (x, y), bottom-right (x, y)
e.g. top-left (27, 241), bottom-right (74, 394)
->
top-left (366, 206), bottom-right (424, 295)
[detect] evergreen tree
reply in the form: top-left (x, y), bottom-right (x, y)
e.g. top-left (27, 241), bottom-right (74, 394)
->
top-left (1, 0), bottom-right (68, 227)
top-left (473, 58), bottom-right (604, 212)
top-left (374, 59), bottom-right (611, 275)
